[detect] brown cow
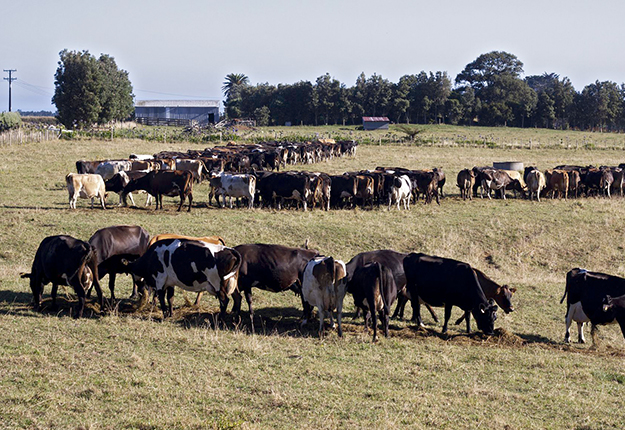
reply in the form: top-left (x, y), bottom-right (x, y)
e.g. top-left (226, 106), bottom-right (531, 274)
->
top-left (546, 169), bottom-right (569, 199)
top-left (456, 169), bottom-right (475, 200)
top-left (454, 268), bottom-right (516, 326)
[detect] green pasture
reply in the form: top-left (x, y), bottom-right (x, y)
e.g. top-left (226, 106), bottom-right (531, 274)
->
top-left (1, 132), bottom-right (625, 429)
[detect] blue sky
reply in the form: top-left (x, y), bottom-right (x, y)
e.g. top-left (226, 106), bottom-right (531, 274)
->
top-left (2, 0), bottom-right (624, 111)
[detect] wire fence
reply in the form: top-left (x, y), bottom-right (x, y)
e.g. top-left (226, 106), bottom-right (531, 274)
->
top-left (0, 128), bottom-right (61, 145)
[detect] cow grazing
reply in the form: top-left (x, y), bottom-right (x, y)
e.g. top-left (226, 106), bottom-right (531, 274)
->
top-left (345, 250), bottom-right (438, 324)
top-left (525, 169), bottom-right (546, 202)
top-left (456, 169), bottom-right (475, 200)
top-left (88, 225), bottom-right (151, 301)
top-left (147, 234), bottom-right (228, 305)
top-left (349, 262), bottom-right (397, 342)
top-left (301, 256), bottom-right (348, 337)
top-left (480, 169), bottom-right (523, 200)
top-left (561, 268), bottom-right (625, 344)
top-left (23, 235), bottom-right (103, 318)
top-left (209, 172), bottom-right (256, 209)
top-left (232, 243), bottom-right (319, 332)
top-left (127, 239), bottom-right (241, 319)
top-left (66, 173), bottom-right (106, 209)
top-left (329, 174), bottom-right (358, 209)
top-left (403, 253), bottom-right (498, 334)
top-left (545, 169), bottom-right (569, 199)
top-left (453, 268), bottom-right (516, 325)
top-left (105, 170), bottom-right (152, 206)
top-left (175, 159), bottom-right (205, 183)
top-left (123, 170), bottom-right (193, 212)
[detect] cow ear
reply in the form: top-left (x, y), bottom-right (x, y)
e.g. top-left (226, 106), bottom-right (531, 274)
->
top-left (121, 258), bottom-right (129, 266)
top-left (479, 303), bottom-right (486, 313)
top-left (495, 287), bottom-right (502, 295)
top-left (509, 287), bottom-right (517, 293)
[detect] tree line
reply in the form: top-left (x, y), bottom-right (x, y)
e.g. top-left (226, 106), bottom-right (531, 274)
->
top-left (224, 51), bottom-right (625, 132)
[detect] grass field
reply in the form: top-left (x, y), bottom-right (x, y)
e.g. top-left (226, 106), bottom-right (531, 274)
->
top-left (2, 130), bottom-right (625, 429)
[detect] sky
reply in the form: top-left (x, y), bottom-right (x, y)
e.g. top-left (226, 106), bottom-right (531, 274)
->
top-left (1, 0), bottom-right (624, 112)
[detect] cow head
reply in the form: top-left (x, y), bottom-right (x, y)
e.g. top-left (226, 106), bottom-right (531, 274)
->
top-left (603, 295), bottom-right (614, 312)
top-left (473, 299), bottom-right (498, 335)
top-left (495, 285), bottom-right (516, 313)
top-left (214, 248), bottom-right (242, 296)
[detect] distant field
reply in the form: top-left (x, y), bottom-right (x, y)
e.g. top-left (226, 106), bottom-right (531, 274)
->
top-left (1, 132), bottom-right (625, 429)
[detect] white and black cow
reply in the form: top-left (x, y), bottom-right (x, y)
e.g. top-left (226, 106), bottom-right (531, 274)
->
top-left (22, 235), bottom-right (103, 318)
top-left (301, 256), bottom-right (347, 337)
top-left (95, 160), bottom-right (133, 181)
top-left (209, 172), bottom-right (256, 209)
top-left (561, 268), bottom-right (625, 344)
top-left (104, 170), bottom-right (152, 206)
top-left (127, 238), bottom-right (241, 319)
top-left (403, 253), bottom-right (498, 335)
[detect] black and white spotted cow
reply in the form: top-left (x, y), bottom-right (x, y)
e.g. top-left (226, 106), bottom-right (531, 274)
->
top-left (127, 238), bottom-right (241, 319)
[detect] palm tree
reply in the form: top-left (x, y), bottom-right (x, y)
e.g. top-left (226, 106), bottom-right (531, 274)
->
top-left (222, 73), bottom-right (249, 99)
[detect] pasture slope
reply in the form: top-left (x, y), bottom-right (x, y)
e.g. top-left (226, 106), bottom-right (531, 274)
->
top-left (1, 133), bottom-right (625, 429)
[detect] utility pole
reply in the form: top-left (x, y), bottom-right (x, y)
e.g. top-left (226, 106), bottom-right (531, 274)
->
top-left (3, 69), bottom-right (17, 112)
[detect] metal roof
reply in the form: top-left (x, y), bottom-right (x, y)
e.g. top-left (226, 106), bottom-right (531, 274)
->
top-left (362, 116), bottom-right (390, 122)
top-left (135, 100), bottom-right (220, 108)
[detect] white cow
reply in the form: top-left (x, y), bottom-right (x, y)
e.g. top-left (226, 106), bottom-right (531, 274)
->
top-left (175, 159), bottom-right (204, 183)
top-left (209, 172), bottom-right (256, 209)
top-left (95, 160), bottom-right (133, 181)
top-left (388, 175), bottom-right (411, 210)
top-left (526, 169), bottom-right (546, 202)
top-left (66, 173), bottom-right (106, 209)
top-left (302, 256), bottom-right (347, 337)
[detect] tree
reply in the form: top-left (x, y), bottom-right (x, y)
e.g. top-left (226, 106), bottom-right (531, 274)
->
top-left (576, 81), bottom-right (622, 131)
top-left (456, 51), bottom-right (524, 91)
top-left (52, 49), bottom-right (134, 129)
top-left (254, 106), bottom-right (271, 126)
top-left (97, 54), bottom-right (134, 124)
top-left (526, 73), bottom-right (575, 129)
top-left (222, 73), bottom-right (249, 119)
top-left (53, 50), bottom-right (103, 129)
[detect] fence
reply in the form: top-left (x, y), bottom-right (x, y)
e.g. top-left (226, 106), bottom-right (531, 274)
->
top-left (0, 128), bottom-right (61, 145)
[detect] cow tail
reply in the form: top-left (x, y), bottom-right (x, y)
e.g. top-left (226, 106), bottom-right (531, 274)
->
top-left (561, 271), bottom-right (571, 304)
top-left (377, 262), bottom-right (390, 316)
top-left (20, 272), bottom-right (31, 279)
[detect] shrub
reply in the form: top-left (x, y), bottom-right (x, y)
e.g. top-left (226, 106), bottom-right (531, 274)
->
top-left (0, 112), bottom-right (22, 131)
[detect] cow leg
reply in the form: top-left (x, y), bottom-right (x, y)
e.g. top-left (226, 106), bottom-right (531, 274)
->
top-left (381, 309), bottom-right (389, 338)
top-left (424, 303), bottom-right (439, 323)
top-left (187, 192), bottom-right (193, 212)
top-left (318, 308), bottom-right (325, 338)
top-left (392, 295), bottom-right (407, 320)
top-left (300, 292), bottom-right (313, 323)
top-left (590, 323), bottom-right (599, 347)
top-left (108, 272), bottom-right (116, 302)
top-left (464, 310), bottom-right (471, 333)
top-left (454, 313), bottom-right (466, 326)
top-left (564, 307), bottom-right (573, 343)
top-left (217, 290), bottom-right (229, 323)
top-left (157, 289), bottom-right (168, 318)
top-left (30, 277), bottom-right (43, 311)
top-left (194, 291), bottom-right (204, 306)
top-left (166, 287), bottom-right (174, 317)
top-left (577, 322), bottom-right (586, 343)
top-left (51, 283), bottom-right (59, 310)
top-left (442, 304), bottom-right (453, 334)
top-left (244, 289), bottom-right (255, 334)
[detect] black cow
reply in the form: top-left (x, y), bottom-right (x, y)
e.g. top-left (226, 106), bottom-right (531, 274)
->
top-left (123, 170), bottom-right (193, 212)
top-left (403, 253), bottom-right (498, 334)
top-left (256, 172), bottom-right (311, 210)
top-left (345, 250), bottom-right (439, 323)
top-left (349, 262), bottom-right (397, 342)
top-left (88, 225), bottom-right (151, 301)
top-left (22, 235), bottom-right (103, 318)
top-left (232, 243), bottom-right (319, 332)
top-left (127, 239), bottom-right (241, 319)
top-left (329, 174), bottom-right (357, 209)
top-left (105, 170), bottom-right (151, 206)
top-left (560, 268), bottom-right (625, 344)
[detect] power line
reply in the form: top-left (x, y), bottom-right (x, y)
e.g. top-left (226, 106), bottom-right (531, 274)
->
top-left (3, 69), bottom-right (17, 112)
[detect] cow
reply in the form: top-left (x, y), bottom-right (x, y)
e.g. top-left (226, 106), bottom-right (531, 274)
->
top-left (411, 170), bottom-right (440, 205)
top-left (126, 239), bottom-right (241, 320)
top-left (122, 170), bottom-right (193, 212)
top-left (87, 225), bottom-right (151, 302)
top-left (453, 268), bottom-right (516, 325)
top-left (388, 175), bottom-right (411, 210)
top-left (480, 169), bottom-right (524, 200)
top-left (502, 170), bottom-right (526, 198)
top-left (76, 160), bottom-right (102, 174)
top-left (433, 168), bottom-right (446, 198)
top-left (95, 160), bottom-right (133, 181)
top-left (22, 235), bottom-right (103, 318)
top-left (525, 169), bottom-right (546, 202)
top-left (147, 234), bottom-right (228, 305)
top-left (584, 168), bottom-right (613, 198)
top-left (456, 169), bottom-right (475, 200)
top-left (567, 169), bottom-right (581, 198)
top-left (66, 173), bottom-right (106, 209)
top-left (301, 256), bottom-right (348, 337)
top-left (104, 170), bottom-right (152, 206)
top-left (545, 169), bottom-right (569, 199)
top-left (403, 253), bottom-right (498, 335)
top-left (329, 174), bottom-right (358, 209)
top-left (345, 250), bottom-right (439, 324)
top-left (231, 243), bottom-right (319, 332)
top-left (560, 268), bottom-right (625, 344)
top-left (472, 167), bottom-right (494, 198)
top-left (354, 175), bottom-right (375, 208)
top-left (209, 172), bottom-right (256, 209)
top-left (603, 294), bottom-right (625, 313)
top-left (256, 172), bottom-right (311, 211)
top-left (175, 159), bottom-right (205, 183)
top-left (348, 262), bottom-right (397, 342)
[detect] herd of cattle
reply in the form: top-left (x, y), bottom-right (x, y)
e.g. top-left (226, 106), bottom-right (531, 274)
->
top-left (67, 142), bottom-right (625, 212)
top-left (20, 225), bottom-right (625, 344)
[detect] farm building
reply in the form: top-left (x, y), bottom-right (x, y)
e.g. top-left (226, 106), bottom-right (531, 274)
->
top-left (362, 116), bottom-right (390, 130)
top-left (134, 100), bottom-right (220, 126)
